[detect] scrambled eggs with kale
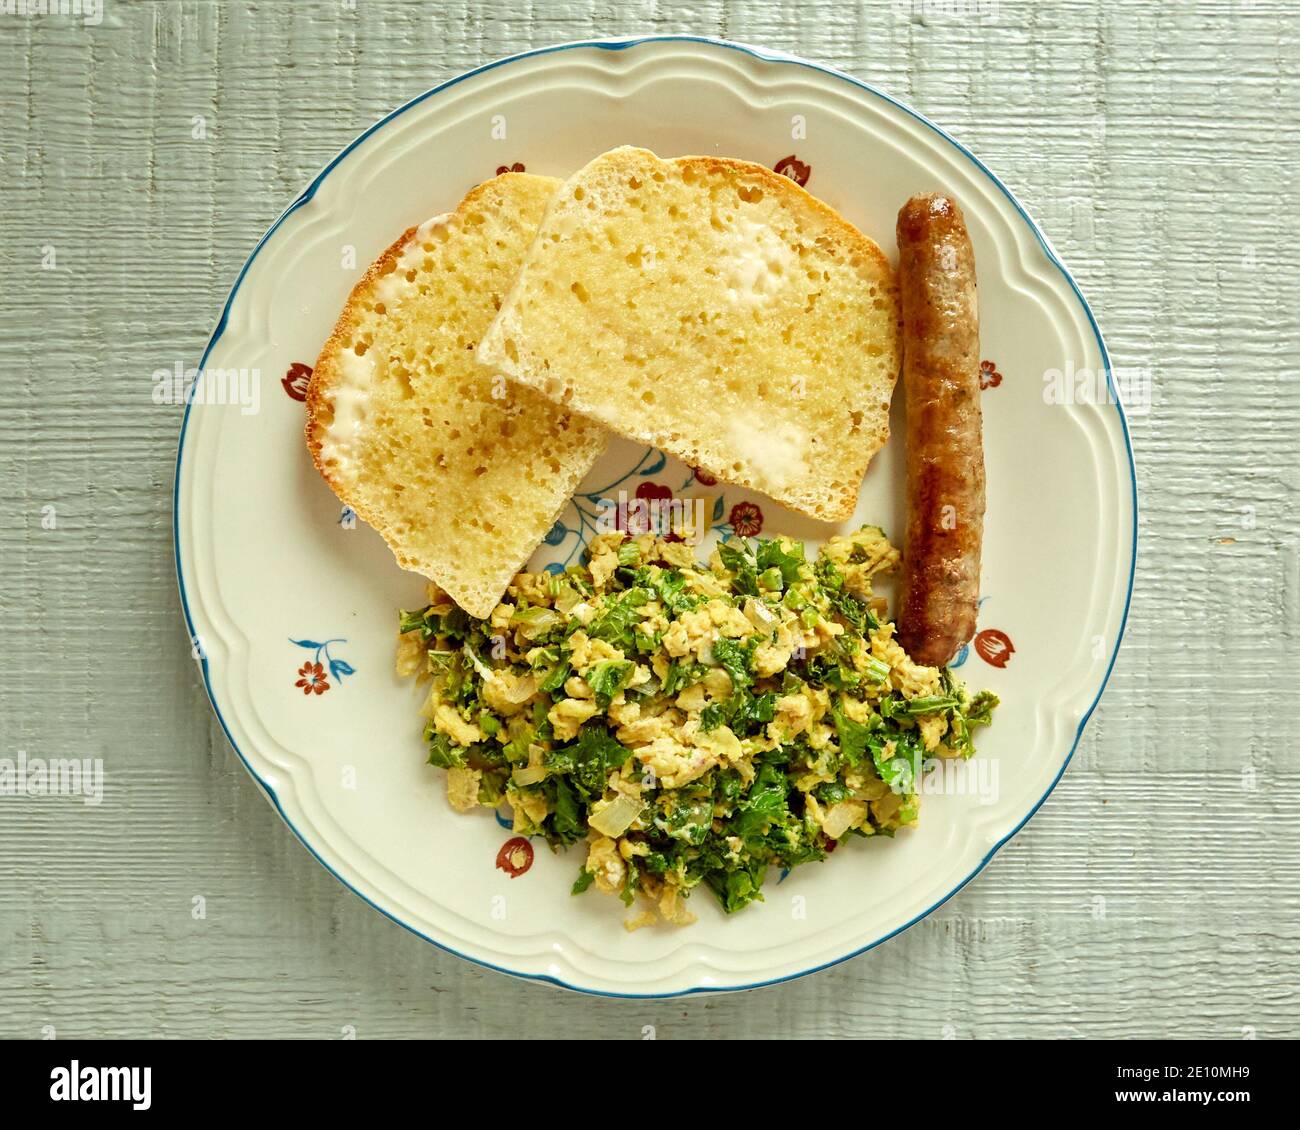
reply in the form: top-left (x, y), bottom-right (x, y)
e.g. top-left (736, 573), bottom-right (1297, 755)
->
top-left (397, 528), bottom-right (997, 927)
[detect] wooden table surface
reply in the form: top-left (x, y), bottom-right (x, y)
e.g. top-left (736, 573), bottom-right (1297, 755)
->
top-left (2, 0), bottom-right (1296, 1039)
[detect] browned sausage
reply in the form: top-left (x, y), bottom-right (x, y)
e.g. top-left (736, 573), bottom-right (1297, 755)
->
top-left (894, 194), bottom-right (985, 668)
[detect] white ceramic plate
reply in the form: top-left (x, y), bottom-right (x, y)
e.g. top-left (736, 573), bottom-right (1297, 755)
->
top-left (174, 36), bottom-right (1136, 997)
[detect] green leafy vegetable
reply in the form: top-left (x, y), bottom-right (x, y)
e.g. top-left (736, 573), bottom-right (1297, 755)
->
top-left (586, 659), bottom-right (634, 707)
top-left (426, 733), bottom-right (467, 769)
top-left (399, 526), bottom-right (999, 922)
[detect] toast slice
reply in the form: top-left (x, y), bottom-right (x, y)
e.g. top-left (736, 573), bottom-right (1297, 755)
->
top-left (477, 147), bottom-right (901, 522)
top-left (306, 173), bottom-right (607, 618)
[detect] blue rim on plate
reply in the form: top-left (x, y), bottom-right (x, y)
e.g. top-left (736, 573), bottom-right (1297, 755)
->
top-left (173, 34), bottom-right (1138, 998)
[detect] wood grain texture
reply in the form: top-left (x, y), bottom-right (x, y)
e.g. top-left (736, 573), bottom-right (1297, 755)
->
top-left (1, 0), bottom-right (1297, 1039)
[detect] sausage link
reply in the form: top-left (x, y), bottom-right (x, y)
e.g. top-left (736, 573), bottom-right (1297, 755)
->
top-left (894, 194), bottom-right (985, 668)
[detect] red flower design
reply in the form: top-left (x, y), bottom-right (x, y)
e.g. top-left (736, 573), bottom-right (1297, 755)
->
top-left (729, 501), bottom-right (764, 537)
top-left (281, 362), bottom-right (312, 402)
top-left (692, 466), bottom-right (718, 486)
top-left (973, 629), bottom-right (1015, 668)
top-left (979, 360), bottom-right (1002, 390)
top-left (495, 162), bottom-right (526, 175)
top-left (773, 155), bottom-right (811, 187)
top-left (295, 661), bottom-right (330, 695)
top-left (495, 836), bottom-right (534, 877)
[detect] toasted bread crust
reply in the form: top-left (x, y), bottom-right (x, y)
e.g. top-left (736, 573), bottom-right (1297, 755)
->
top-left (305, 220), bottom-right (417, 502)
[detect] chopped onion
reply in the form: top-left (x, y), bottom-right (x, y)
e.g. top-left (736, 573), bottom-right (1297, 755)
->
top-left (511, 765), bottom-right (548, 786)
top-left (821, 800), bottom-right (868, 840)
top-left (588, 793), bottom-right (641, 838)
top-left (497, 673), bottom-right (538, 704)
top-left (744, 597), bottom-right (778, 629)
top-left (554, 585), bottom-right (581, 614)
top-left (510, 606), bottom-right (563, 641)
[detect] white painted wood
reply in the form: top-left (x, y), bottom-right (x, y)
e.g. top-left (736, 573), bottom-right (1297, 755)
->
top-left (1, 0), bottom-right (1296, 1037)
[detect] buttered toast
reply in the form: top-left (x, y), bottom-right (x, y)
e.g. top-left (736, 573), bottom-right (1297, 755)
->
top-left (477, 147), bottom-right (901, 522)
top-left (306, 173), bottom-right (606, 618)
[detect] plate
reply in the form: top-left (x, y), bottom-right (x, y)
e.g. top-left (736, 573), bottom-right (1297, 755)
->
top-left (174, 36), bottom-right (1136, 996)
